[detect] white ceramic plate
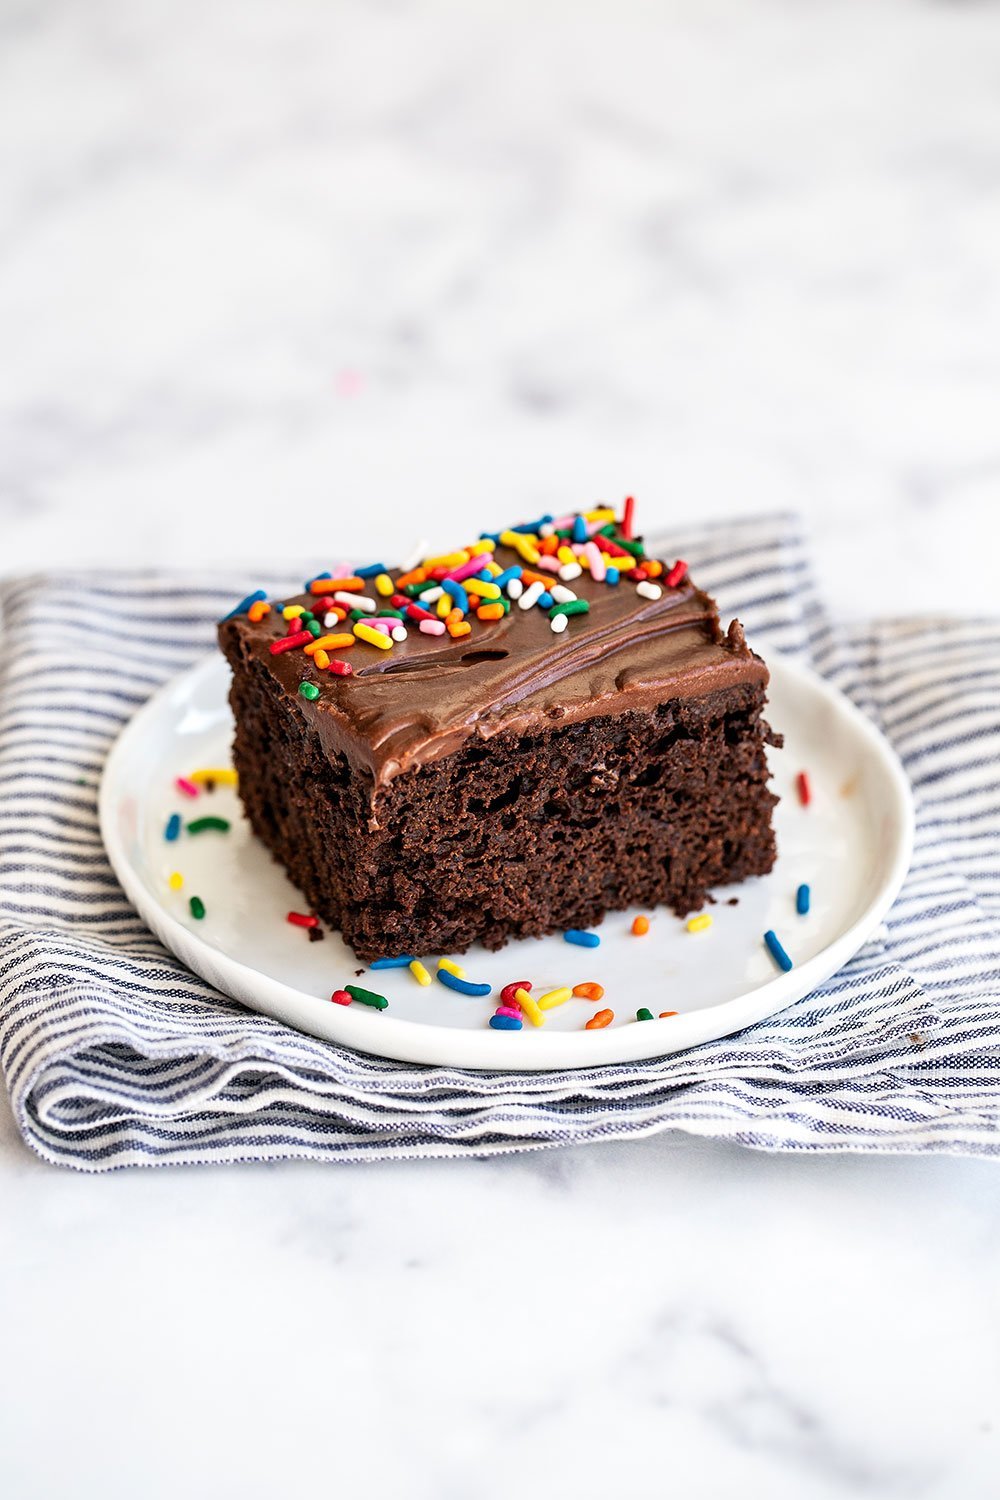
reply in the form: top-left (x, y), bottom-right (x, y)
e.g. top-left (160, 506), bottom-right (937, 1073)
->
top-left (99, 652), bottom-right (913, 1071)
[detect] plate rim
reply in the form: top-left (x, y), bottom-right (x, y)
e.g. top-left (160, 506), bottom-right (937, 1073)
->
top-left (98, 649), bottom-right (915, 1072)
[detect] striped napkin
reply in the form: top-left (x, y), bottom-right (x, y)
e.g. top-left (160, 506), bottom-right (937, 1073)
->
top-left (1, 514), bottom-right (997, 1170)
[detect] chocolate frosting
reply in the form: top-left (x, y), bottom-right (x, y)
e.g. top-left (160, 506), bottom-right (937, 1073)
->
top-left (221, 542), bottom-right (767, 789)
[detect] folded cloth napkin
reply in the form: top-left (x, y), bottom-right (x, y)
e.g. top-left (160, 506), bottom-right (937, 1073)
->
top-left (1, 513), bottom-right (998, 1171)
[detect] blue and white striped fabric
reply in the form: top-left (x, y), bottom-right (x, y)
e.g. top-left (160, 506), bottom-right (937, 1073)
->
top-left (1, 513), bottom-right (998, 1170)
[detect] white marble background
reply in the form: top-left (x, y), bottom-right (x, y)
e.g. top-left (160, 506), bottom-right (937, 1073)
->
top-left (3, 1), bottom-right (1000, 1496)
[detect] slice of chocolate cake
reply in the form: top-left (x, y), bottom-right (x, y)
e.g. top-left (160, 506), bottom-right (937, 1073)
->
top-left (218, 504), bottom-right (779, 961)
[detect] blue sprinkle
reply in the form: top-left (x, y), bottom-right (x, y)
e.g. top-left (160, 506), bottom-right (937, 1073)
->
top-left (437, 969), bottom-right (492, 997)
top-left (304, 574), bottom-right (333, 590)
top-left (572, 516), bottom-right (588, 543)
top-left (493, 566), bottom-right (523, 589)
top-left (165, 813), bottom-right (181, 842)
top-left (537, 590), bottom-right (554, 609)
top-left (480, 532), bottom-right (501, 547)
top-left (605, 566), bottom-right (620, 586)
top-left (564, 929), bottom-right (600, 948)
top-left (511, 517), bottom-right (552, 534)
top-left (764, 930), bottom-right (794, 972)
top-left (796, 884), bottom-right (811, 916)
top-left (442, 578), bottom-right (469, 613)
top-left (476, 569), bottom-right (493, 583)
top-left (356, 563), bottom-right (388, 579)
top-left (370, 955), bottom-right (415, 969)
top-left (219, 589), bottom-right (267, 622)
top-left (489, 1013), bottom-right (523, 1031)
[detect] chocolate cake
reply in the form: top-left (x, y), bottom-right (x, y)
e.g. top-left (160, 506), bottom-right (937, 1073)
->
top-left (218, 504), bottom-right (779, 961)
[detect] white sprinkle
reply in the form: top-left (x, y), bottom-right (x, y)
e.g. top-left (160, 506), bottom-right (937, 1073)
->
top-left (391, 626), bottom-right (408, 642)
top-left (419, 586), bottom-right (444, 604)
top-left (401, 538), bottom-right (430, 572)
top-left (539, 523), bottom-right (555, 537)
top-left (506, 577), bottom-right (524, 600)
top-left (518, 580), bottom-right (545, 610)
top-left (636, 581), bottom-right (662, 601)
top-left (336, 591), bottom-right (376, 612)
top-left (323, 612), bottom-right (339, 629)
top-left (550, 612), bottom-right (569, 633)
top-left (550, 584), bottom-right (577, 604)
top-left (558, 563), bottom-right (583, 582)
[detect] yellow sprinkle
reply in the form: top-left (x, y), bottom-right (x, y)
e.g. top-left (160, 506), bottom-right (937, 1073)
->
top-left (687, 913), bottom-right (713, 933)
top-left (613, 554), bottom-right (637, 572)
top-left (499, 530), bottom-right (541, 565)
top-left (465, 578), bottom-right (501, 601)
top-left (314, 648), bottom-right (331, 670)
top-left (437, 957), bottom-right (467, 978)
top-left (282, 605), bottom-right (305, 620)
top-left (484, 561), bottom-right (502, 577)
top-left (409, 960), bottom-right (431, 987)
top-left (436, 593), bottom-right (452, 618)
top-left (584, 507), bottom-right (617, 523)
top-left (538, 986), bottom-right (573, 1010)
top-left (168, 871), bottom-right (184, 891)
top-left (354, 622), bottom-right (393, 650)
top-left (514, 987), bottom-right (544, 1027)
top-left (423, 550), bottom-right (469, 570)
top-left (469, 539), bottom-right (495, 556)
top-left (557, 545), bottom-right (576, 565)
top-left (190, 768), bottom-right (238, 785)
top-left (375, 572), bottom-right (394, 597)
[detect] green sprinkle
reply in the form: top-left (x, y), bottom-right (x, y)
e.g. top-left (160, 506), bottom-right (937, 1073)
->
top-left (187, 816), bottom-right (230, 834)
top-left (345, 984), bottom-right (388, 1011)
top-left (597, 523), bottom-right (618, 539)
top-left (404, 582), bottom-right (428, 598)
top-left (618, 538), bottom-right (645, 558)
top-left (189, 896), bottom-right (206, 920)
top-left (548, 599), bottom-right (590, 619)
top-left (298, 681), bottom-right (320, 701)
top-left (376, 608), bottom-right (405, 619)
top-left (636, 1007), bottom-right (654, 1021)
top-left (305, 619), bottom-right (322, 637)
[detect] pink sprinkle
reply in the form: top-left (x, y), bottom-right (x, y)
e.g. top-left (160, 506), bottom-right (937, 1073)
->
top-left (446, 554), bottom-right (494, 584)
top-left (419, 619), bottom-right (446, 636)
top-left (536, 555), bottom-right (560, 573)
top-left (584, 541), bottom-right (606, 581)
top-left (367, 618), bottom-right (393, 634)
top-left (495, 1005), bottom-right (522, 1020)
top-left (175, 776), bottom-right (199, 798)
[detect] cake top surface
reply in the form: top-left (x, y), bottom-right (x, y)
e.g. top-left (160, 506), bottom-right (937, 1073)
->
top-left (219, 501), bottom-right (767, 786)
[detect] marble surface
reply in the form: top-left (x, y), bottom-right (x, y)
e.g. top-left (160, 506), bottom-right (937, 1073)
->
top-left (2, 1), bottom-right (1000, 1495)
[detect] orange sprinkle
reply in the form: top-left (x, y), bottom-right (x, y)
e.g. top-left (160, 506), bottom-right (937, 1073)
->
top-left (477, 603), bottom-right (505, 621)
top-left (447, 620), bottom-right (472, 638)
top-left (573, 982), bottom-right (605, 1002)
top-left (659, 1011), bottom-right (678, 1019)
top-left (631, 915), bottom-right (650, 936)
top-left (313, 648), bottom-right (331, 670)
top-left (520, 568), bottom-right (549, 587)
top-left (445, 607), bottom-right (464, 625)
top-left (586, 1009), bottom-right (614, 1030)
top-left (395, 568), bottom-right (426, 589)
top-left (645, 560), bottom-right (663, 578)
top-left (305, 634), bottom-right (355, 654)
top-left (539, 534), bottom-right (559, 556)
top-left (310, 576), bottom-right (363, 594)
top-left (247, 600), bottom-right (271, 622)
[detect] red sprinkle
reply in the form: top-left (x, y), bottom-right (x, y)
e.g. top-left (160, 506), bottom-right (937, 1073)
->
top-left (314, 595), bottom-right (335, 612)
top-left (270, 631), bottom-right (312, 654)
top-left (328, 660), bottom-right (353, 677)
top-left (287, 911), bottom-right (319, 929)
top-left (175, 776), bottom-right (199, 798)
top-left (597, 536), bottom-right (631, 559)
top-left (632, 566), bottom-right (648, 582)
top-left (405, 602), bottom-right (435, 623)
top-left (501, 981), bottom-right (531, 1006)
top-left (797, 771), bottom-right (811, 807)
top-left (330, 989), bottom-right (352, 1006)
top-left (666, 559), bottom-right (688, 588)
top-left (622, 495), bottom-right (635, 540)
